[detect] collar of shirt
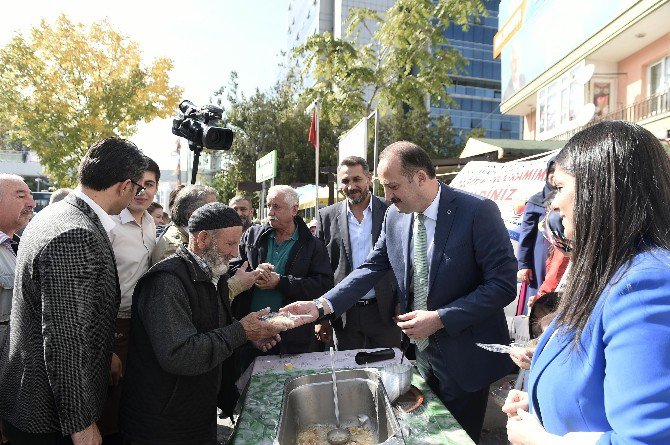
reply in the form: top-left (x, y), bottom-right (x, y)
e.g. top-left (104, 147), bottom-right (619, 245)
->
top-left (72, 188), bottom-right (116, 234)
top-left (186, 247), bottom-right (214, 281)
top-left (417, 186), bottom-right (441, 223)
top-left (270, 226), bottom-right (299, 242)
top-left (0, 230), bottom-right (18, 255)
top-left (116, 208), bottom-right (155, 230)
top-left (345, 198), bottom-right (372, 221)
top-left (118, 208), bottom-right (139, 225)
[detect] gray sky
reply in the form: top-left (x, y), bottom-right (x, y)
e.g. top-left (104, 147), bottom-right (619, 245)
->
top-left (0, 0), bottom-right (288, 170)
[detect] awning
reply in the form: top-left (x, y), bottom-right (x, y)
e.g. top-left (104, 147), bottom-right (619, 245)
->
top-left (460, 138), bottom-right (566, 160)
top-left (296, 185), bottom-right (332, 210)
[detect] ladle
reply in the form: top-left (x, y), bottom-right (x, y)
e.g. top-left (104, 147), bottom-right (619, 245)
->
top-left (327, 347), bottom-right (351, 445)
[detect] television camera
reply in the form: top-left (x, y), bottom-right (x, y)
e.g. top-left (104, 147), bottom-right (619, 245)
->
top-left (172, 100), bottom-right (234, 184)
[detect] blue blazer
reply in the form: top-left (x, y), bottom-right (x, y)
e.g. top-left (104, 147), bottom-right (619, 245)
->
top-left (322, 182), bottom-right (517, 392)
top-left (529, 249), bottom-right (670, 444)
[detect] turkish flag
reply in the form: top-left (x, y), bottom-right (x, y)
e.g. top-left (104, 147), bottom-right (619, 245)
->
top-left (308, 108), bottom-right (318, 149)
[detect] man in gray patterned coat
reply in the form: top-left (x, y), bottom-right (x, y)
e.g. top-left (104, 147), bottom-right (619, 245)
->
top-left (0, 138), bottom-right (148, 445)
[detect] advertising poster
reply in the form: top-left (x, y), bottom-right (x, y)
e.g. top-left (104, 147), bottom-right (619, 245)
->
top-left (499, 0), bottom-right (637, 102)
top-left (449, 153), bottom-right (556, 244)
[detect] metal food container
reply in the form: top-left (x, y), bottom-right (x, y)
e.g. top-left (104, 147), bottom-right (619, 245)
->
top-left (275, 369), bottom-right (405, 444)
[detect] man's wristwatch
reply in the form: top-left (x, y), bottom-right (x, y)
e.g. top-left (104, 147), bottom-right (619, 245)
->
top-left (313, 298), bottom-right (326, 321)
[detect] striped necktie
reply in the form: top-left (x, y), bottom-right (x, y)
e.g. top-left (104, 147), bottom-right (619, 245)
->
top-left (413, 212), bottom-right (429, 351)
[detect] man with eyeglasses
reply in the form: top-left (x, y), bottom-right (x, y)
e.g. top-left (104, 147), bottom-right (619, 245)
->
top-left (0, 138), bottom-right (147, 445)
top-left (98, 156), bottom-right (160, 444)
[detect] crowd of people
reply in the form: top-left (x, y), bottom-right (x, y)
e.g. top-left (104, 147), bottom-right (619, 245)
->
top-left (1, 120), bottom-right (669, 445)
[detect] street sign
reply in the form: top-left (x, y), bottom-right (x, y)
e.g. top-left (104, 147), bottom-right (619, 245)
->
top-left (256, 150), bottom-right (277, 183)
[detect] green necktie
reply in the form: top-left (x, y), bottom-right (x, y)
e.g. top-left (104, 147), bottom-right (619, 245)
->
top-left (413, 213), bottom-right (429, 351)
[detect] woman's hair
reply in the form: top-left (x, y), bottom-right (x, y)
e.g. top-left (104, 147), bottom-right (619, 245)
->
top-left (147, 201), bottom-right (163, 214)
top-left (554, 120), bottom-right (670, 342)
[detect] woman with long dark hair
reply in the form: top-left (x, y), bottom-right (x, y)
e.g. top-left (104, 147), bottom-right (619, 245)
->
top-left (502, 121), bottom-right (670, 444)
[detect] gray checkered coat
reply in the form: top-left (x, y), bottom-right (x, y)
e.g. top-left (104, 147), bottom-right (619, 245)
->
top-left (0, 194), bottom-right (120, 435)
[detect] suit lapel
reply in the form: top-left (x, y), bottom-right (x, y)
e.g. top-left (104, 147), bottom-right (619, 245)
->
top-left (371, 196), bottom-right (384, 243)
top-left (429, 183), bottom-right (457, 292)
top-left (68, 195), bottom-right (114, 252)
top-left (337, 201), bottom-right (353, 271)
top-left (529, 322), bottom-right (569, 421)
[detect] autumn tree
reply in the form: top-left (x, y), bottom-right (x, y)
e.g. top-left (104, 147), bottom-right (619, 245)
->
top-left (0, 15), bottom-right (183, 185)
top-left (294, 0), bottom-right (485, 124)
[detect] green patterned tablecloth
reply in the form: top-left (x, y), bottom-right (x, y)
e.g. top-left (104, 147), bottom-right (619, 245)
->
top-left (231, 368), bottom-right (474, 445)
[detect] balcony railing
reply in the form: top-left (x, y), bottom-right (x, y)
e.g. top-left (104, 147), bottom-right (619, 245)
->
top-left (552, 88), bottom-right (670, 140)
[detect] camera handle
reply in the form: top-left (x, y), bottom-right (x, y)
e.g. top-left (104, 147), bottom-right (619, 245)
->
top-left (189, 141), bottom-right (203, 185)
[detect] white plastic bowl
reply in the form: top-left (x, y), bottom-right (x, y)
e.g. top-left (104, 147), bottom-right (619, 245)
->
top-left (380, 364), bottom-right (413, 403)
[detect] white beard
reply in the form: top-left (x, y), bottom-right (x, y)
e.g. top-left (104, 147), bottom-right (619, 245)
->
top-left (202, 245), bottom-right (230, 279)
top-left (211, 263), bottom-right (229, 278)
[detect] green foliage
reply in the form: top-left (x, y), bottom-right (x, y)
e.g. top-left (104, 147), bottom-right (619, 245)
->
top-left (376, 108), bottom-right (462, 159)
top-left (0, 15), bottom-right (183, 186)
top-left (465, 126), bottom-right (487, 140)
top-left (210, 71), bottom-right (341, 204)
top-left (209, 51), bottom-right (483, 203)
top-left (294, 0), bottom-right (486, 123)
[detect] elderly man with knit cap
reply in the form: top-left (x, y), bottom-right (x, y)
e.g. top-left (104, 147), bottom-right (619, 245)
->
top-left (119, 203), bottom-right (287, 445)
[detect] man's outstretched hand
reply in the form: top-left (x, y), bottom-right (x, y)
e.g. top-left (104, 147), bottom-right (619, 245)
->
top-left (280, 301), bottom-right (319, 327)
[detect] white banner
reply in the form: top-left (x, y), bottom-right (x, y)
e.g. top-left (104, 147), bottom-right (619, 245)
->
top-left (338, 117), bottom-right (368, 165)
top-left (450, 153), bottom-right (555, 236)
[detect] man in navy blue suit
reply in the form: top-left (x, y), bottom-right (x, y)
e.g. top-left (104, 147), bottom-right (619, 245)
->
top-left (283, 141), bottom-right (517, 442)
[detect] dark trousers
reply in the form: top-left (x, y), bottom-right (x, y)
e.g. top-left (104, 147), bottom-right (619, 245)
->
top-left (415, 343), bottom-right (489, 443)
top-left (100, 318), bottom-right (132, 437)
top-left (333, 302), bottom-right (401, 350)
top-left (1, 421), bottom-right (73, 445)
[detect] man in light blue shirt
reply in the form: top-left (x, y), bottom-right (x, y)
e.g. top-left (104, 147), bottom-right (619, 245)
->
top-left (316, 156), bottom-right (400, 350)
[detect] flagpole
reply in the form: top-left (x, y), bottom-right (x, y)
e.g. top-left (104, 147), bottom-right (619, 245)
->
top-left (314, 100), bottom-right (320, 219)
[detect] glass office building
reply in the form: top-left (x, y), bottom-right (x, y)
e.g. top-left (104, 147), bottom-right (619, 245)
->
top-left (431, 0), bottom-right (522, 141)
top-left (288, 0), bottom-right (522, 142)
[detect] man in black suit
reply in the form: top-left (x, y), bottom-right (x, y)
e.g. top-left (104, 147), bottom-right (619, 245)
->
top-left (316, 156), bottom-right (400, 349)
top-left (0, 138), bottom-right (147, 445)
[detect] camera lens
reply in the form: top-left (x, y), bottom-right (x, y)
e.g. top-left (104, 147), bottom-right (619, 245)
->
top-left (202, 125), bottom-right (233, 150)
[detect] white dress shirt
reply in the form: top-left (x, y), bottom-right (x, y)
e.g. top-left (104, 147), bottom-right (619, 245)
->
top-left (109, 209), bottom-right (156, 318)
top-left (346, 200), bottom-right (375, 299)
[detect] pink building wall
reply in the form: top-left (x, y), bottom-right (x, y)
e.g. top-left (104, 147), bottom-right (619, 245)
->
top-left (523, 111), bottom-right (536, 140)
top-left (618, 33), bottom-right (670, 106)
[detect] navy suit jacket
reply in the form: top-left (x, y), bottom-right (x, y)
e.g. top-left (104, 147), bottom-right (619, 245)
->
top-left (529, 249), bottom-right (670, 443)
top-left (322, 182), bottom-right (517, 392)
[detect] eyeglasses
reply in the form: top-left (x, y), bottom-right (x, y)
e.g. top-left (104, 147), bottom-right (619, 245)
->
top-left (130, 180), bottom-right (146, 196)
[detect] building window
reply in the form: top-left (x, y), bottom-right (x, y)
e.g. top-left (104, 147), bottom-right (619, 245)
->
top-left (537, 63), bottom-right (585, 138)
top-left (648, 56), bottom-right (670, 96)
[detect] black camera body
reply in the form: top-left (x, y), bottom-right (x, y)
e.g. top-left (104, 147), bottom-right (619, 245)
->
top-left (172, 100), bottom-right (233, 151)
